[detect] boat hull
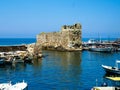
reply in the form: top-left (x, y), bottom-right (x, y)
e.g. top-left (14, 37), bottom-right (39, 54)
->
top-left (89, 48), bottom-right (113, 52)
top-left (102, 65), bottom-right (120, 75)
top-left (92, 87), bottom-right (115, 90)
top-left (0, 81), bottom-right (27, 90)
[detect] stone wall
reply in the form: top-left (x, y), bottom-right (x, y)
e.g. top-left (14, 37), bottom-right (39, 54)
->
top-left (0, 45), bottom-right (27, 52)
top-left (36, 23), bottom-right (82, 51)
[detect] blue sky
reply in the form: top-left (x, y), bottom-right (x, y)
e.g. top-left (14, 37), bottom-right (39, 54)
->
top-left (0, 0), bottom-right (120, 38)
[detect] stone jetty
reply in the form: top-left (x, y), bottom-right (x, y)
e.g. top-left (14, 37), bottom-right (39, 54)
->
top-left (36, 23), bottom-right (82, 51)
top-left (0, 45), bottom-right (27, 52)
top-left (0, 44), bottom-right (42, 60)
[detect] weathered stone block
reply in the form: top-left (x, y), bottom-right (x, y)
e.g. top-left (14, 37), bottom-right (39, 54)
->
top-left (36, 23), bottom-right (82, 51)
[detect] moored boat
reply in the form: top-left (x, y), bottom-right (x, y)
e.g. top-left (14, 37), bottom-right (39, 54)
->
top-left (92, 87), bottom-right (116, 90)
top-left (0, 81), bottom-right (12, 90)
top-left (0, 80), bottom-right (27, 90)
top-left (102, 60), bottom-right (120, 75)
top-left (89, 45), bottom-right (114, 52)
top-left (106, 77), bottom-right (120, 81)
top-left (91, 77), bottom-right (120, 90)
top-left (9, 80), bottom-right (27, 90)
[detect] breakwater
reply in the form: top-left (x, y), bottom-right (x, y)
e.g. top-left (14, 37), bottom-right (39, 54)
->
top-left (0, 45), bottom-right (27, 52)
top-left (0, 44), bottom-right (42, 59)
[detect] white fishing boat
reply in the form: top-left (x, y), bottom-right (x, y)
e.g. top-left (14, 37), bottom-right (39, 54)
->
top-left (88, 39), bottom-right (98, 44)
top-left (9, 80), bottom-right (27, 90)
top-left (0, 81), bottom-right (12, 90)
top-left (89, 45), bottom-right (113, 52)
top-left (0, 80), bottom-right (27, 90)
top-left (102, 60), bottom-right (120, 74)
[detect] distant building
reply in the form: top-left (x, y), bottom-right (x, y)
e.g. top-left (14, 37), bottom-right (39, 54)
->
top-left (36, 23), bottom-right (82, 51)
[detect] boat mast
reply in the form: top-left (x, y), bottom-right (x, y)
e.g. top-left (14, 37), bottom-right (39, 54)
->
top-left (98, 33), bottom-right (101, 43)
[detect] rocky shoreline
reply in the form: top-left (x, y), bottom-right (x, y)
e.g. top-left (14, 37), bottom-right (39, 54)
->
top-left (0, 44), bottom-right (43, 59)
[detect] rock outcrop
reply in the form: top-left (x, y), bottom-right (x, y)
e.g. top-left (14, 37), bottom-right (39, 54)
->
top-left (36, 23), bottom-right (82, 51)
top-left (0, 44), bottom-right (43, 59)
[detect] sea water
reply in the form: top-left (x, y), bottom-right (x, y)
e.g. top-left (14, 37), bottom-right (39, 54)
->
top-left (0, 38), bottom-right (120, 90)
top-left (0, 38), bottom-right (36, 46)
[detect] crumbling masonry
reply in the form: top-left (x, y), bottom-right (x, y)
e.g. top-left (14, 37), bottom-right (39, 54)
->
top-left (36, 23), bottom-right (82, 51)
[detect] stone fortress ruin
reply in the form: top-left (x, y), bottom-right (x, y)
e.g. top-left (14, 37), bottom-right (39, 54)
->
top-left (36, 23), bottom-right (82, 51)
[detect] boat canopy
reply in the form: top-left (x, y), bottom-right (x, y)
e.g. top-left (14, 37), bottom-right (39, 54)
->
top-left (106, 77), bottom-right (120, 81)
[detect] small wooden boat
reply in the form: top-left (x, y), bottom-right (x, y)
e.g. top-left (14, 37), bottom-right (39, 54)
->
top-left (102, 60), bottom-right (120, 75)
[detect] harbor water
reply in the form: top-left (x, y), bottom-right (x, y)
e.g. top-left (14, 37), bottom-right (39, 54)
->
top-left (0, 38), bottom-right (36, 46)
top-left (0, 38), bottom-right (120, 89)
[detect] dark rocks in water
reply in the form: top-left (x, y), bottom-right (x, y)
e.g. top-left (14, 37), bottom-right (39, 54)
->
top-left (0, 45), bottom-right (27, 52)
top-left (23, 56), bottom-right (33, 64)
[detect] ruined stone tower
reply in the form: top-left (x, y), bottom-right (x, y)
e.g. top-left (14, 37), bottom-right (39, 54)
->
top-left (36, 23), bottom-right (82, 51)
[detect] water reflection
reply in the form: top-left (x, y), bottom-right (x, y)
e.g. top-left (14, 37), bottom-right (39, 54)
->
top-left (12, 63), bottom-right (26, 71)
top-left (42, 51), bottom-right (82, 89)
top-left (86, 51), bottom-right (114, 60)
top-left (33, 58), bottom-right (42, 67)
top-left (43, 50), bottom-right (82, 67)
